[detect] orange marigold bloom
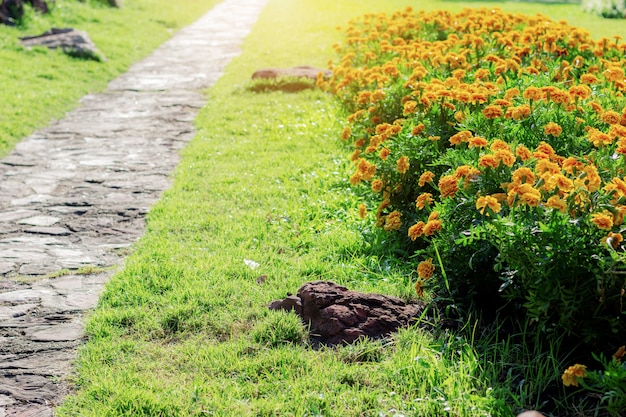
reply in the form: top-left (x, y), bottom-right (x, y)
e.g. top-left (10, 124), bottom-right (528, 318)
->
top-left (418, 171), bottom-right (435, 187)
top-left (545, 173), bottom-right (574, 193)
top-left (403, 100), bottom-right (418, 115)
top-left (416, 193), bottom-right (434, 210)
top-left (428, 135), bottom-right (441, 141)
top-left (562, 157), bottom-right (584, 174)
top-left (580, 73), bottom-right (598, 84)
top-left (495, 150), bottom-right (515, 167)
top-left (417, 258), bottom-right (435, 279)
top-left (349, 172), bottom-right (362, 186)
top-left (397, 156), bottom-right (410, 174)
top-left (454, 111), bottom-right (465, 123)
top-left (512, 167), bottom-right (535, 184)
top-left (340, 126), bottom-right (352, 141)
top-left (613, 345), bottom-right (626, 362)
top-left (546, 195), bottom-right (567, 213)
top-left (423, 219), bottom-right (443, 236)
top-left (589, 101), bottom-right (604, 114)
top-left (408, 221), bottom-right (425, 241)
top-left (449, 130), bottom-right (472, 145)
top-left (411, 123), bottom-right (426, 136)
top-left (379, 147), bottom-right (391, 160)
top-left (591, 211), bottom-right (614, 230)
top-left (606, 232), bottom-right (624, 250)
top-left (601, 110), bottom-right (621, 125)
top-left (569, 84), bottom-right (592, 99)
top-left (504, 87), bottom-right (520, 101)
top-left (482, 105), bottom-right (503, 119)
top-left (490, 139), bottom-right (511, 152)
top-left (543, 122), bottom-right (563, 137)
top-left (516, 145), bottom-right (533, 161)
top-left (438, 175), bottom-right (458, 198)
top-left (469, 136), bottom-right (489, 148)
top-left (562, 364), bottom-right (587, 387)
top-left (523, 86), bottom-right (543, 101)
top-left (371, 179), bottom-right (384, 193)
top-left (476, 195), bottom-right (502, 215)
top-left (383, 210), bottom-right (402, 231)
top-left (358, 203), bottom-right (367, 219)
top-left (478, 154), bottom-right (499, 169)
top-left (604, 67), bottom-right (625, 83)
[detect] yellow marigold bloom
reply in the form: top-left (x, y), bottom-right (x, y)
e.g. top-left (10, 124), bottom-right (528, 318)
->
top-left (423, 219), bottom-right (443, 236)
top-left (418, 171), bottom-right (435, 187)
top-left (545, 174), bottom-right (574, 193)
top-left (569, 84), bottom-right (592, 99)
top-left (543, 122), bottom-right (563, 137)
top-left (414, 280), bottom-right (425, 298)
top-left (490, 139), bottom-right (511, 152)
top-left (504, 87), bottom-right (520, 101)
top-left (358, 203), bottom-right (367, 219)
top-left (580, 73), bottom-right (598, 84)
top-left (588, 127), bottom-right (613, 147)
top-left (604, 67), bottom-right (625, 83)
top-left (428, 211), bottom-right (440, 221)
top-left (454, 110), bottom-right (466, 123)
top-left (476, 195), bottom-right (501, 215)
top-left (523, 86), bottom-right (543, 101)
top-left (408, 221), bottom-right (425, 241)
top-left (403, 100), bottom-right (418, 115)
top-left (493, 99), bottom-right (512, 107)
top-left (350, 149), bottom-right (361, 162)
top-left (428, 135), bottom-right (441, 141)
top-left (546, 195), bottom-right (568, 213)
top-left (495, 150), bottom-right (515, 168)
top-left (454, 165), bottom-right (478, 179)
top-left (349, 172), bottom-right (362, 186)
top-left (562, 364), bottom-right (587, 387)
top-left (411, 123), bottom-right (426, 136)
top-left (478, 154), bottom-right (499, 169)
top-left (469, 136), bottom-right (489, 148)
top-left (416, 193), bottom-right (434, 210)
top-left (449, 130), bottom-right (472, 145)
top-left (340, 126), bottom-right (352, 141)
top-left (516, 145), bottom-right (533, 161)
top-left (438, 175), bottom-right (459, 198)
top-left (562, 157), bottom-right (584, 174)
top-left (591, 211), bottom-right (614, 230)
top-left (417, 258), bottom-right (435, 279)
top-left (589, 101), bottom-right (604, 114)
top-left (371, 179), bottom-right (384, 193)
top-left (379, 147), bottom-right (391, 160)
top-left (613, 345), bottom-right (626, 362)
top-left (601, 110), bottom-right (621, 125)
top-left (383, 210), bottom-right (402, 231)
top-left (482, 105), bottom-right (503, 119)
top-left (397, 156), bottom-right (410, 174)
top-left (605, 232), bottom-right (623, 249)
top-left (505, 104), bottom-right (531, 120)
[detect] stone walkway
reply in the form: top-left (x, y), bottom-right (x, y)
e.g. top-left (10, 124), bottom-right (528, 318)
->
top-left (0, 0), bottom-right (266, 415)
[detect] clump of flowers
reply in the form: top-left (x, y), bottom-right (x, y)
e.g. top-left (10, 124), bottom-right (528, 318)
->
top-left (562, 346), bottom-right (626, 414)
top-left (321, 7), bottom-right (626, 346)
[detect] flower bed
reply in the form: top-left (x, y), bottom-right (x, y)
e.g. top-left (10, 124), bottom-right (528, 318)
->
top-left (321, 7), bottom-right (626, 346)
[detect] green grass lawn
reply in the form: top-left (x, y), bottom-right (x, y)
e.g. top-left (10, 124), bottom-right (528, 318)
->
top-left (0, 0), bottom-right (219, 157)
top-left (52, 0), bottom-right (626, 416)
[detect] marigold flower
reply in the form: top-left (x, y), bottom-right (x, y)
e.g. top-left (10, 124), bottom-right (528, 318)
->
top-left (482, 105), bottom-right (503, 119)
top-left (504, 87), bottom-right (520, 101)
top-left (613, 345), bottom-right (626, 362)
top-left (397, 156), bottom-right (410, 174)
top-left (411, 123), bottom-right (426, 136)
top-left (379, 147), bottom-right (391, 160)
top-left (511, 167), bottom-right (535, 184)
top-left (423, 219), bottom-right (443, 236)
top-left (605, 232), bottom-right (624, 249)
top-left (415, 193), bottom-right (434, 210)
top-left (418, 171), bottom-right (435, 187)
top-left (569, 84), bottom-right (592, 99)
top-left (417, 258), bottom-right (435, 279)
top-left (340, 126), bottom-right (352, 141)
top-left (495, 150), bottom-right (515, 167)
top-left (562, 364), bottom-right (587, 387)
top-left (580, 73), bottom-right (598, 84)
top-left (516, 145), bottom-right (533, 161)
top-left (414, 280), bottom-right (425, 298)
top-left (591, 211), bottom-right (614, 230)
top-left (428, 135), bottom-right (441, 141)
top-left (428, 211), bottom-right (440, 221)
top-left (543, 122), bottom-right (563, 137)
top-left (403, 100), bottom-right (418, 115)
top-left (383, 210), bottom-right (402, 231)
top-left (523, 86), bottom-right (543, 101)
top-left (546, 195), bottom-right (567, 213)
top-left (478, 154), bottom-right (499, 169)
top-left (454, 111), bottom-right (465, 122)
top-left (449, 130), bottom-right (472, 146)
top-left (601, 110), bottom-right (621, 125)
top-left (408, 221), bottom-right (425, 241)
top-left (476, 195), bottom-right (501, 215)
top-left (545, 174), bottom-right (574, 193)
top-left (349, 172), bottom-right (362, 186)
top-left (438, 175), bottom-right (459, 198)
top-left (371, 179), bottom-right (384, 193)
top-left (358, 203), bottom-right (367, 219)
top-left (469, 136), bottom-right (489, 148)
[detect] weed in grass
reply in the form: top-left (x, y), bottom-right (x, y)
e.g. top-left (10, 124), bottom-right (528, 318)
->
top-left (252, 310), bottom-right (308, 347)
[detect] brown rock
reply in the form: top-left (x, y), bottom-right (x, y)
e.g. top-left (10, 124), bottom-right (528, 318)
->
top-left (252, 65), bottom-right (331, 81)
top-left (269, 281), bottom-right (425, 345)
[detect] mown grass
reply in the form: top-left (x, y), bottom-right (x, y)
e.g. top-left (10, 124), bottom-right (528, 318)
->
top-left (0, 0), bottom-right (220, 157)
top-left (55, 0), bottom-right (626, 416)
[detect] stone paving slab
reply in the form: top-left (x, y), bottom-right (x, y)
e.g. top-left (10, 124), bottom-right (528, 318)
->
top-left (0, 0), bottom-right (267, 414)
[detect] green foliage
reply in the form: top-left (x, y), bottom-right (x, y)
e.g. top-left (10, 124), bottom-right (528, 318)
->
top-left (252, 311), bottom-right (308, 347)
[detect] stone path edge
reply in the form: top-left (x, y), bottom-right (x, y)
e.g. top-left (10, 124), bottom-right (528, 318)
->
top-left (0, 0), bottom-right (267, 415)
